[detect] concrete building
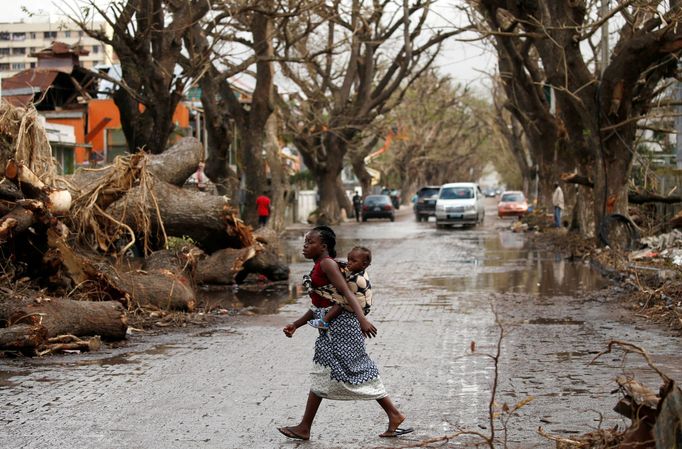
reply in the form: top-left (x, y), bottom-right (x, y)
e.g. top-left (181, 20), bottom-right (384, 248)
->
top-left (0, 20), bottom-right (115, 76)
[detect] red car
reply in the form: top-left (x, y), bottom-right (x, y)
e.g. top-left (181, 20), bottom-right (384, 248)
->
top-left (497, 191), bottom-right (528, 218)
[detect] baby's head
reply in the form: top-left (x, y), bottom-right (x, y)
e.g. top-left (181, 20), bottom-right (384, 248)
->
top-left (346, 246), bottom-right (371, 273)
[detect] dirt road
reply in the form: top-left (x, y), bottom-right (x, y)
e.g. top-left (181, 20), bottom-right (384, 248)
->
top-left (1, 200), bottom-right (680, 448)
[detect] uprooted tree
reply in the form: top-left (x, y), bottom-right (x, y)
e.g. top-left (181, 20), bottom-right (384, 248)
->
top-left (0, 103), bottom-right (288, 355)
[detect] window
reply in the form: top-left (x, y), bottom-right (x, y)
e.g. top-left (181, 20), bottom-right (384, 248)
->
top-left (500, 193), bottom-right (525, 202)
top-left (64, 31), bottom-right (71, 38)
top-left (0, 63), bottom-right (9, 70)
top-left (440, 187), bottom-right (474, 200)
top-left (92, 45), bottom-right (99, 54)
top-left (0, 32), bottom-right (10, 41)
top-left (12, 32), bottom-right (26, 41)
top-left (43, 31), bottom-right (57, 39)
top-left (30, 32), bottom-right (36, 39)
top-left (79, 31), bottom-right (84, 37)
top-left (0, 48), bottom-right (9, 55)
top-left (11, 63), bottom-right (25, 70)
top-left (30, 62), bottom-right (35, 68)
top-left (12, 47), bottom-right (25, 55)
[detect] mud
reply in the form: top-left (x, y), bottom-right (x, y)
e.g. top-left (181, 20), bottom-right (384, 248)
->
top-left (1, 200), bottom-right (680, 449)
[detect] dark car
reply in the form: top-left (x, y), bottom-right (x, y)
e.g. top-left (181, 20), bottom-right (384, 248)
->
top-left (362, 194), bottom-right (395, 222)
top-left (380, 188), bottom-right (401, 209)
top-left (413, 185), bottom-right (440, 221)
top-left (483, 188), bottom-right (497, 198)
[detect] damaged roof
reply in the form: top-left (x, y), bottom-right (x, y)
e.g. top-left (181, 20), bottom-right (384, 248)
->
top-left (1, 41), bottom-right (99, 109)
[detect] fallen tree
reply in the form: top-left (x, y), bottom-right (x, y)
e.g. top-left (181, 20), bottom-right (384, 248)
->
top-left (0, 296), bottom-right (127, 341)
top-left (0, 103), bottom-right (289, 356)
top-left (106, 180), bottom-right (252, 253)
top-left (561, 171), bottom-right (682, 205)
top-left (59, 136), bottom-right (204, 193)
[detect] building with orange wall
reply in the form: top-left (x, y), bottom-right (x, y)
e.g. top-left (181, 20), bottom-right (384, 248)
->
top-left (85, 98), bottom-right (190, 164)
top-left (1, 41), bottom-right (190, 170)
top-left (37, 98), bottom-right (190, 167)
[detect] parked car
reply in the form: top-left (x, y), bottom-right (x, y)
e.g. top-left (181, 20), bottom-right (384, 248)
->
top-left (380, 188), bottom-right (401, 209)
top-left (482, 188), bottom-right (497, 198)
top-left (435, 182), bottom-right (485, 227)
top-left (413, 185), bottom-right (441, 221)
top-left (362, 194), bottom-right (395, 222)
top-left (497, 191), bottom-right (529, 218)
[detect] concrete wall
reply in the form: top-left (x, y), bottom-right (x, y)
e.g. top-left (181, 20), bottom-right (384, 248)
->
top-left (296, 190), bottom-right (317, 223)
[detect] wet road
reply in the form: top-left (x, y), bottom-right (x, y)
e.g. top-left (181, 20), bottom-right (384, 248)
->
top-left (2, 199), bottom-right (681, 449)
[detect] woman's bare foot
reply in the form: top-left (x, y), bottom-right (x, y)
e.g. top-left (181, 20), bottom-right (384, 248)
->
top-left (277, 425), bottom-right (310, 440)
top-left (379, 412), bottom-right (412, 437)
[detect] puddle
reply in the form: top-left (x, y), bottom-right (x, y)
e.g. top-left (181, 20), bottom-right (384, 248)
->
top-left (527, 317), bottom-right (584, 325)
top-left (195, 281), bottom-right (298, 315)
top-left (425, 232), bottom-right (608, 296)
top-left (0, 370), bottom-right (29, 388)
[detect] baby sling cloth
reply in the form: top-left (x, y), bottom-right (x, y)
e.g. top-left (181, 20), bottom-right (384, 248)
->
top-left (303, 264), bottom-right (373, 315)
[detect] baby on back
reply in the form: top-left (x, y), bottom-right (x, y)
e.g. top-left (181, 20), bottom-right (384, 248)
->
top-left (306, 246), bottom-right (373, 329)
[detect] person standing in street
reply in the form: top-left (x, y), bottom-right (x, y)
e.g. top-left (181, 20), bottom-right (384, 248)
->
top-left (256, 191), bottom-right (271, 227)
top-left (278, 226), bottom-right (412, 441)
top-left (552, 182), bottom-right (564, 228)
top-left (352, 191), bottom-right (362, 222)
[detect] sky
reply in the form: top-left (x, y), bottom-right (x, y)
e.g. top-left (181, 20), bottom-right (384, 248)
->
top-left (4, 0), bottom-right (497, 92)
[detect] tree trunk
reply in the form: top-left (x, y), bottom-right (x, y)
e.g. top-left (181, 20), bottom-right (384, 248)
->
top-left (105, 269), bottom-right (196, 312)
top-left (199, 75), bottom-right (240, 199)
top-left (308, 135), bottom-right (347, 224)
top-left (0, 324), bottom-right (48, 354)
top-left (62, 137), bottom-right (204, 194)
top-left (195, 247), bottom-right (255, 285)
top-left (1, 298), bottom-right (128, 340)
top-left (351, 156), bottom-right (373, 197)
top-left (143, 249), bottom-right (199, 278)
top-left (106, 180), bottom-right (252, 252)
top-left (315, 170), bottom-right (341, 225)
top-left (264, 110), bottom-right (290, 231)
top-left (182, 21), bottom-right (240, 200)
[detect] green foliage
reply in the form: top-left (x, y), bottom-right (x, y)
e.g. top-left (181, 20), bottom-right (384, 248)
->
top-left (290, 170), bottom-right (315, 189)
top-left (166, 236), bottom-right (197, 252)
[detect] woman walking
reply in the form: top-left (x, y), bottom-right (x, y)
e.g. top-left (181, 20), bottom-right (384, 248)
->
top-left (277, 226), bottom-right (412, 441)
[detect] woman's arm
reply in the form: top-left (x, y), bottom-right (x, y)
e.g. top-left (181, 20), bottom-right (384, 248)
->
top-left (283, 309), bottom-right (314, 337)
top-left (320, 258), bottom-right (377, 338)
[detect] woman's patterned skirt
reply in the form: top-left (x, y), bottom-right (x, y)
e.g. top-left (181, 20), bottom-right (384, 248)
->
top-left (310, 307), bottom-right (387, 401)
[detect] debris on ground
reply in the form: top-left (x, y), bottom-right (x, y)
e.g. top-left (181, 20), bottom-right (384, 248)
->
top-left (541, 341), bottom-right (682, 449)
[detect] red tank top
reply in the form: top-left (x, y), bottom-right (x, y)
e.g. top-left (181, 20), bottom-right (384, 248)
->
top-left (309, 256), bottom-right (333, 308)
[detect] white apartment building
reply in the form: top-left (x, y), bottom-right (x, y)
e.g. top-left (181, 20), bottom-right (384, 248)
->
top-left (0, 20), bottom-right (115, 76)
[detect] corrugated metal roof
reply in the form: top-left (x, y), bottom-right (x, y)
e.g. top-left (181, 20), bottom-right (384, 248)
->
top-left (30, 41), bottom-right (90, 57)
top-left (1, 69), bottom-right (59, 107)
